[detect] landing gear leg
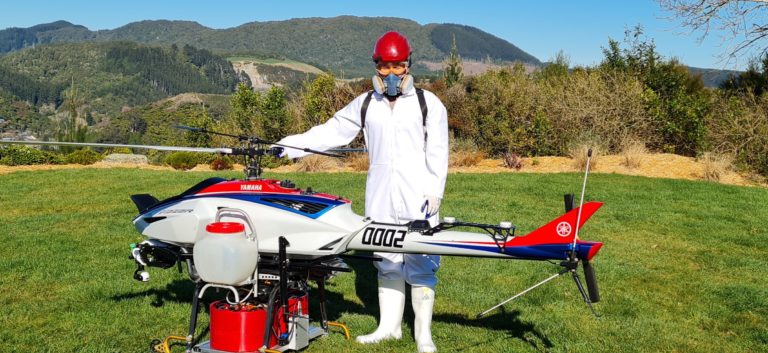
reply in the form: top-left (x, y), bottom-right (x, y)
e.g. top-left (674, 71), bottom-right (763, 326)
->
top-left (317, 278), bottom-right (329, 331)
top-left (476, 260), bottom-right (600, 318)
top-left (186, 282), bottom-right (203, 353)
top-left (570, 269), bottom-right (599, 317)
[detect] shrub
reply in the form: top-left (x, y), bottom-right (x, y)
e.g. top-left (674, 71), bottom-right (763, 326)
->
top-left (646, 87), bottom-right (711, 156)
top-left (146, 150), bottom-right (168, 166)
top-left (196, 153), bottom-right (217, 165)
top-left (293, 155), bottom-right (341, 172)
top-left (700, 152), bottom-right (733, 182)
top-left (164, 152), bottom-right (201, 170)
top-left (502, 152), bottom-right (523, 170)
top-left (107, 147), bottom-right (133, 154)
top-left (345, 153), bottom-right (369, 172)
top-left (65, 149), bottom-right (103, 165)
top-left (569, 142), bottom-right (601, 170)
top-left (599, 32), bottom-right (711, 156)
top-left (450, 150), bottom-right (485, 167)
top-left (42, 151), bottom-right (66, 165)
top-left (707, 93), bottom-right (768, 176)
top-left (451, 64), bottom-right (651, 157)
top-left (209, 155), bottom-right (234, 171)
top-left (541, 69), bottom-right (652, 155)
top-left (0, 145), bottom-right (48, 166)
top-left (460, 65), bottom-right (542, 156)
top-left (621, 138), bottom-right (647, 169)
top-left (261, 155), bottom-right (291, 169)
top-left (449, 137), bottom-right (485, 167)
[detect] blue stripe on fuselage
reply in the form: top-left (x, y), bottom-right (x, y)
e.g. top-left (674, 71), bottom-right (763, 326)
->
top-left (186, 193), bottom-right (344, 219)
top-left (420, 242), bottom-right (575, 260)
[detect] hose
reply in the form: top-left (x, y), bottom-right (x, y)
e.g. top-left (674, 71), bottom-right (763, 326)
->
top-left (327, 322), bottom-right (351, 340)
top-left (261, 286), bottom-right (280, 351)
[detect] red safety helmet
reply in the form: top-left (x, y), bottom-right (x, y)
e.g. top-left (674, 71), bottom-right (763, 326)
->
top-left (372, 31), bottom-right (411, 65)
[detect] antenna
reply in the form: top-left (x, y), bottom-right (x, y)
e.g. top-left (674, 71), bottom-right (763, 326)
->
top-left (572, 148), bottom-right (592, 256)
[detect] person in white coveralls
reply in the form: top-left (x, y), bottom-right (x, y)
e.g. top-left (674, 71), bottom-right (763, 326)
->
top-left (276, 31), bottom-right (448, 353)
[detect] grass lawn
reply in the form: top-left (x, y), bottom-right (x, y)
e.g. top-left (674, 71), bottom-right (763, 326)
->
top-left (0, 169), bottom-right (766, 353)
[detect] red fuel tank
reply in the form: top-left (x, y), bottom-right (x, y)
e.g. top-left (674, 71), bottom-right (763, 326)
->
top-left (209, 291), bottom-right (309, 352)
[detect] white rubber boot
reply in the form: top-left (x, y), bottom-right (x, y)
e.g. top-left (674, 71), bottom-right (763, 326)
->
top-left (412, 286), bottom-right (437, 353)
top-left (356, 279), bottom-right (405, 344)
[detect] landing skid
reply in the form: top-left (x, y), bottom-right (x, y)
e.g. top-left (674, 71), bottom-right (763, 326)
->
top-left (193, 325), bottom-right (326, 353)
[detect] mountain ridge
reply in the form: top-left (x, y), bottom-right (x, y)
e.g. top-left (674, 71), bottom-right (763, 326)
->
top-left (0, 17), bottom-right (541, 77)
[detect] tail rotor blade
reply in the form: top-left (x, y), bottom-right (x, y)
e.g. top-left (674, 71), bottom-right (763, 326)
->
top-left (582, 260), bottom-right (600, 303)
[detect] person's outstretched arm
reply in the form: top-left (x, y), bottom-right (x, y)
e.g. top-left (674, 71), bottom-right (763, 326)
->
top-left (277, 93), bottom-right (367, 159)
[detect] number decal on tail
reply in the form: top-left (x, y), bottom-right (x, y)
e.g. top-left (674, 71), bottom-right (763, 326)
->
top-left (361, 227), bottom-right (407, 248)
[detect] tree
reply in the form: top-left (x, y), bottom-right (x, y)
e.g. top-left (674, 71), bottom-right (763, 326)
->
top-left (184, 111), bottom-right (215, 147)
top-left (302, 73), bottom-right (337, 129)
top-left (443, 34), bottom-right (463, 87)
top-left (600, 28), bottom-right (710, 156)
top-left (260, 86), bottom-right (290, 141)
top-left (536, 50), bottom-right (570, 80)
top-left (658, 0), bottom-right (768, 62)
top-left (229, 83), bottom-right (261, 136)
top-left (721, 54), bottom-right (768, 95)
top-left (59, 78), bottom-right (88, 147)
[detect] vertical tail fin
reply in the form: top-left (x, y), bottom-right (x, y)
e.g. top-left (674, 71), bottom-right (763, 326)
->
top-left (510, 202), bottom-right (603, 246)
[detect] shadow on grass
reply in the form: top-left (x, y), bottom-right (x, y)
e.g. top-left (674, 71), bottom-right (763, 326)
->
top-left (431, 310), bottom-right (553, 351)
top-left (111, 258), bottom-right (552, 351)
top-left (112, 279), bottom-right (199, 308)
top-left (111, 270), bottom-right (377, 345)
top-left (112, 280), bottom-right (214, 344)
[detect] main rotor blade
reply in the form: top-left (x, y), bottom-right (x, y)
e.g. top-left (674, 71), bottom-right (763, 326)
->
top-left (0, 140), bottom-right (233, 154)
top-left (175, 125), bottom-right (345, 158)
top-left (175, 125), bottom-right (243, 140)
top-left (269, 142), bottom-right (344, 158)
top-left (327, 148), bottom-right (367, 153)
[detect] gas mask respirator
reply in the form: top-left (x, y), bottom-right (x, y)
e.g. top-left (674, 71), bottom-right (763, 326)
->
top-left (372, 73), bottom-right (413, 97)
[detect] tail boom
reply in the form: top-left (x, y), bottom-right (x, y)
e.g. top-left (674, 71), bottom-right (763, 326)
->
top-left (345, 202), bottom-right (604, 261)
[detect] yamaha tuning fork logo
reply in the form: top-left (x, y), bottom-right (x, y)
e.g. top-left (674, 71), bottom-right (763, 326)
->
top-left (556, 222), bottom-right (572, 237)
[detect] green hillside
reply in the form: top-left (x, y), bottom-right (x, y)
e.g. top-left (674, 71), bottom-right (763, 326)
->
top-left (0, 17), bottom-right (542, 77)
top-left (0, 41), bottom-right (247, 112)
top-left (428, 23), bottom-right (540, 63)
top-left (687, 66), bottom-right (742, 88)
top-left (0, 20), bottom-right (92, 52)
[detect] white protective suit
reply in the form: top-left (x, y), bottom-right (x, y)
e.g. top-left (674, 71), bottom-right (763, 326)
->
top-left (277, 88), bottom-right (449, 288)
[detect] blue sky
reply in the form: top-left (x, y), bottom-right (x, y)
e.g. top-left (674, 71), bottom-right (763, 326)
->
top-left (1, 0), bottom-right (752, 70)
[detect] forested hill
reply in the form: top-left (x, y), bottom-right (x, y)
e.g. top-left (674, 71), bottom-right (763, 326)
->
top-left (0, 17), bottom-right (542, 77)
top-left (0, 42), bottom-right (247, 112)
top-left (687, 66), bottom-right (742, 88)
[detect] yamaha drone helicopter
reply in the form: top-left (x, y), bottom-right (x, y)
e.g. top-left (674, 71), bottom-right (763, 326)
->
top-left (1, 127), bottom-right (604, 353)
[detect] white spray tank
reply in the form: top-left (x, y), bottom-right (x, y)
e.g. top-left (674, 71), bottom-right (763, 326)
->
top-left (193, 221), bottom-right (259, 286)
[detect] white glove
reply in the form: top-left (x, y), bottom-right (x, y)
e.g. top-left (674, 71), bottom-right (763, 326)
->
top-left (421, 196), bottom-right (441, 218)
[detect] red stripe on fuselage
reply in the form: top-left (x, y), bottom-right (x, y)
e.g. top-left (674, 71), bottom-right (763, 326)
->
top-left (196, 179), bottom-right (350, 203)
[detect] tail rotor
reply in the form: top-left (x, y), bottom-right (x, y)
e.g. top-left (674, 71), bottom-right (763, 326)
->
top-left (477, 148), bottom-right (601, 319)
top-left (582, 259), bottom-right (600, 303)
top-left (565, 192), bottom-right (600, 304)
